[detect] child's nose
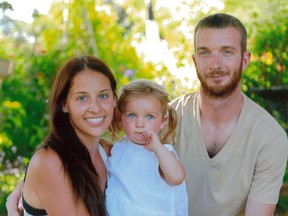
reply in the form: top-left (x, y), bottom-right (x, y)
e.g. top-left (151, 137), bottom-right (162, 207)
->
top-left (136, 118), bottom-right (145, 128)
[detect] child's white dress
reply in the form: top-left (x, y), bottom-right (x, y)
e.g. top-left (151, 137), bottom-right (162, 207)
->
top-left (105, 137), bottom-right (188, 216)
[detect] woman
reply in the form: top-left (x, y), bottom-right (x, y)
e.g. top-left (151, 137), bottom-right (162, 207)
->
top-left (6, 56), bottom-right (118, 216)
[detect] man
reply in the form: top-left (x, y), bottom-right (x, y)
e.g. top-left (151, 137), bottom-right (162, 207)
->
top-left (171, 13), bottom-right (288, 216)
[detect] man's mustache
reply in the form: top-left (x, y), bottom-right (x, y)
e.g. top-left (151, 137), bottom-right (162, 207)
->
top-left (206, 70), bottom-right (227, 77)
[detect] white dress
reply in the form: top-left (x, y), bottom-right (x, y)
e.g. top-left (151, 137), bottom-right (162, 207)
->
top-left (105, 137), bottom-right (188, 216)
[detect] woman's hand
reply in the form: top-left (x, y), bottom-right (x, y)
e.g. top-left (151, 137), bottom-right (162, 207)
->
top-left (6, 180), bottom-right (24, 216)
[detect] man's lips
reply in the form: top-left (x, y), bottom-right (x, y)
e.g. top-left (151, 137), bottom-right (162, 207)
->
top-left (207, 71), bottom-right (227, 78)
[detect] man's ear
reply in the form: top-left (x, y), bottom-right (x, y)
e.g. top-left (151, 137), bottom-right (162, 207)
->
top-left (242, 51), bottom-right (251, 71)
top-left (192, 54), bottom-right (197, 67)
top-left (160, 115), bottom-right (168, 129)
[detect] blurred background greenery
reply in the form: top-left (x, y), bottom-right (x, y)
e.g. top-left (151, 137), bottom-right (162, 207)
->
top-left (0, 0), bottom-right (287, 215)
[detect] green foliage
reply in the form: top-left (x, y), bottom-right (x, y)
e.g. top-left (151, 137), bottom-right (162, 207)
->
top-left (0, 167), bottom-right (25, 214)
top-left (244, 7), bottom-right (288, 88)
top-left (277, 193), bottom-right (288, 216)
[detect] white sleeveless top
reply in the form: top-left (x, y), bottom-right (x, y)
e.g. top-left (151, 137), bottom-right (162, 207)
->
top-left (98, 143), bottom-right (108, 167)
top-left (105, 137), bottom-right (188, 216)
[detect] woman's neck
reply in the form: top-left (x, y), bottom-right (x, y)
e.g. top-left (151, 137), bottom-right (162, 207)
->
top-left (79, 135), bottom-right (101, 157)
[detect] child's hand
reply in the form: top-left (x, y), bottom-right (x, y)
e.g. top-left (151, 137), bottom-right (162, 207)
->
top-left (142, 131), bottom-right (162, 152)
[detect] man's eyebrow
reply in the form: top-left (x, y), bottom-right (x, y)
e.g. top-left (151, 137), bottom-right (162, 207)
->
top-left (196, 47), bottom-right (208, 50)
top-left (221, 46), bottom-right (236, 50)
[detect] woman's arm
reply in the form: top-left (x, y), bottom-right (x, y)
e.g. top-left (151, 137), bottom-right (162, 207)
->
top-left (144, 131), bottom-right (185, 185)
top-left (6, 179), bottom-right (24, 216)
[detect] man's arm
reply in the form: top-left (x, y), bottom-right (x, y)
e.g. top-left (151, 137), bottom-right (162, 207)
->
top-left (245, 198), bottom-right (275, 216)
top-left (6, 179), bottom-right (24, 216)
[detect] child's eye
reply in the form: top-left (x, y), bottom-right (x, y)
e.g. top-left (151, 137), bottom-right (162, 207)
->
top-left (147, 115), bottom-right (154, 120)
top-left (78, 95), bottom-right (87, 102)
top-left (128, 113), bottom-right (136, 118)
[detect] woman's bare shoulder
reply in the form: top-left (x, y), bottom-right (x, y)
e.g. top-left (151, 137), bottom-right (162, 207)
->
top-left (28, 147), bottom-right (63, 177)
top-left (25, 148), bottom-right (89, 215)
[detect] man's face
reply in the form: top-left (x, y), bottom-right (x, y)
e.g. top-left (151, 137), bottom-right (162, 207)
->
top-left (193, 27), bottom-right (250, 98)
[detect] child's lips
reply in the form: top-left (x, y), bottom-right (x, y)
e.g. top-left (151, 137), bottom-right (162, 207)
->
top-left (134, 131), bottom-right (145, 135)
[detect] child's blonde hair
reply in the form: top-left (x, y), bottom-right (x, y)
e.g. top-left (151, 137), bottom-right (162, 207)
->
top-left (118, 79), bottom-right (178, 145)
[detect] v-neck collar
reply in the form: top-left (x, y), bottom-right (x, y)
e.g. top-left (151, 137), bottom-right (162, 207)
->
top-left (196, 94), bottom-right (247, 162)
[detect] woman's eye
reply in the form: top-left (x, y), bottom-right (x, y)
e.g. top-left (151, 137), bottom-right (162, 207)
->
top-left (78, 95), bottom-right (87, 102)
top-left (99, 93), bottom-right (108, 100)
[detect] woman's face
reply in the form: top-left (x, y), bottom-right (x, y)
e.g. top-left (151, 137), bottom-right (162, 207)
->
top-left (62, 69), bottom-right (116, 144)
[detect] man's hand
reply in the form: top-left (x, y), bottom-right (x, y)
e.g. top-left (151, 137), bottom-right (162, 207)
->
top-left (6, 180), bottom-right (24, 216)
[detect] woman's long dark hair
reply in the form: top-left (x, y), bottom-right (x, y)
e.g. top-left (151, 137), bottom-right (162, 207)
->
top-left (40, 56), bottom-right (117, 216)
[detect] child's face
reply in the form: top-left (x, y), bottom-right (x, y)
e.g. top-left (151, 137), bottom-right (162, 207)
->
top-left (121, 95), bottom-right (166, 145)
top-left (62, 69), bottom-right (116, 143)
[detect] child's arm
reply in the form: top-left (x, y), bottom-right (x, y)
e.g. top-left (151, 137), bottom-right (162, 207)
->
top-left (143, 131), bottom-right (185, 186)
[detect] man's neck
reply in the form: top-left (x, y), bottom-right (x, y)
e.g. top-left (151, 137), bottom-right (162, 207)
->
top-left (198, 88), bottom-right (244, 157)
top-left (198, 88), bottom-right (244, 123)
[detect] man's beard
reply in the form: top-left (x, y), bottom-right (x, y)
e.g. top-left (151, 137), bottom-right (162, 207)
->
top-left (196, 63), bottom-right (243, 99)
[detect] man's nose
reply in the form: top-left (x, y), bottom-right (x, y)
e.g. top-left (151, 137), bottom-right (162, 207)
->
top-left (209, 54), bottom-right (223, 70)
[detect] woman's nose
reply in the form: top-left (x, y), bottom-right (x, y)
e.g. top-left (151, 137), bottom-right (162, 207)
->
top-left (88, 100), bottom-right (102, 113)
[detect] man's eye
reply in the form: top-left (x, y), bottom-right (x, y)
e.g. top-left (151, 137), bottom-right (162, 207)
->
top-left (223, 50), bottom-right (233, 56)
top-left (198, 50), bottom-right (209, 57)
